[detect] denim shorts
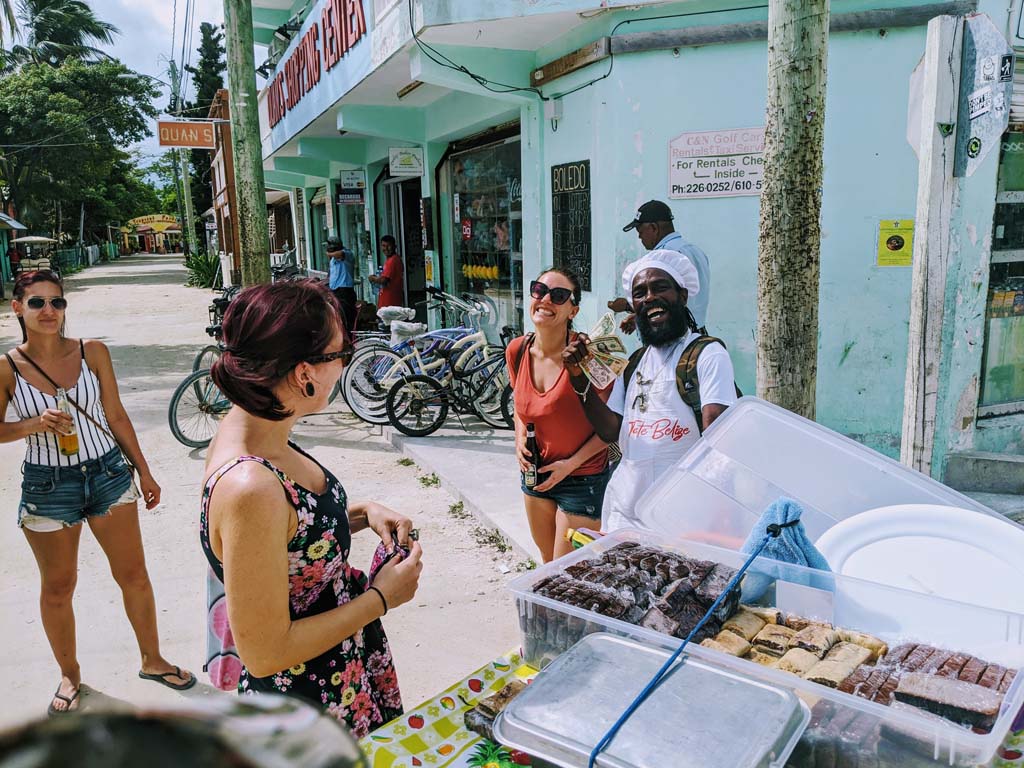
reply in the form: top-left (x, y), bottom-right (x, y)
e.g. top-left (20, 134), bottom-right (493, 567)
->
top-left (521, 467), bottom-right (611, 520)
top-left (18, 447), bottom-right (138, 533)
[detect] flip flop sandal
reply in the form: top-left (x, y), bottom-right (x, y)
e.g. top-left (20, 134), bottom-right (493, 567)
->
top-left (138, 666), bottom-right (197, 691)
top-left (46, 684), bottom-right (80, 717)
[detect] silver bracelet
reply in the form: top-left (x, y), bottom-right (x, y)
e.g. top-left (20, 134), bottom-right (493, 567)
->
top-left (572, 377), bottom-right (592, 401)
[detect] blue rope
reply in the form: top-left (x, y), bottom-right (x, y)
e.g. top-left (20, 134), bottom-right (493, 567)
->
top-left (586, 533), bottom-right (774, 768)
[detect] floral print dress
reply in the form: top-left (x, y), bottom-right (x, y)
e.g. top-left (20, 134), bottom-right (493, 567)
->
top-left (199, 446), bottom-right (403, 738)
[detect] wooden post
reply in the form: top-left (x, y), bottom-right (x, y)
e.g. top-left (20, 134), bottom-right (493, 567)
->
top-left (900, 16), bottom-right (961, 473)
top-left (223, 0), bottom-right (271, 286)
top-left (756, 0), bottom-right (830, 419)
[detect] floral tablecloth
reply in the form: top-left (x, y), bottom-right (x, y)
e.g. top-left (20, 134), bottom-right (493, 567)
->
top-left (359, 650), bottom-right (537, 768)
top-left (361, 649), bottom-right (1024, 768)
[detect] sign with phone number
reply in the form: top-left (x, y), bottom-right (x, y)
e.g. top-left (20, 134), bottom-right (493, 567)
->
top-left (669, 127), bottom-right (766, 200)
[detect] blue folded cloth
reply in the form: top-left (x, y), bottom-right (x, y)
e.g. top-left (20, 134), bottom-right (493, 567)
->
top-left (741, 497), bottom-right (831, 570)
top-left (740, 497), bottom-right (831, 601)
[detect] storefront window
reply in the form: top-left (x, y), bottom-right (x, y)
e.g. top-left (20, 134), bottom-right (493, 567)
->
top-left (447, 138), bottom-right (523, 337)
top-left (981, 131), bottom-right (1024, 414)
top-left (308, 191), bottom-right (327, 273)
top-left (338, 197), bottom-right (370, 300)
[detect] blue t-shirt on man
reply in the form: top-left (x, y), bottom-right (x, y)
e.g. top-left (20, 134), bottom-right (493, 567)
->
top-left (654, 231), bottom-right (710, 329)
top-left (329, 248), bottom-right (354, 289)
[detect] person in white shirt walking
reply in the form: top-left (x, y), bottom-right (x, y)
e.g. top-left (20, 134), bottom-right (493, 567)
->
top-left (621, 200), bottom-right (711, 330)
top-left (563, 250), bottom-right (737, 532)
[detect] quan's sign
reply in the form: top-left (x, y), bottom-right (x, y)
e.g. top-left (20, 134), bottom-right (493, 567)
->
top-left (267, 0), bottom-right (368, 128)
top-left (157, 120), bottom-right (216, 149)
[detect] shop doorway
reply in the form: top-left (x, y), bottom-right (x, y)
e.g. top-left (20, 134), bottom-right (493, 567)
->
top-left (378, 177), bottom-right (426, 321)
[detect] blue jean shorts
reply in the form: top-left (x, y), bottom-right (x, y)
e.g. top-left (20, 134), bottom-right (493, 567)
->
top-left (521, 467), bottom-right (611, 520)
top-left (18, 447), bottom-right (138, 532)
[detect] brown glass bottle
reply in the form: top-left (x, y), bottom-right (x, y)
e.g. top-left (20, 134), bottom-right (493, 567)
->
top-left (523, 422), bottom-right (539, 488)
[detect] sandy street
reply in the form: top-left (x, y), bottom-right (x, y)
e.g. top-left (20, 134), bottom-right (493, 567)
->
top-left (0, 253), bottom-right (523, 727)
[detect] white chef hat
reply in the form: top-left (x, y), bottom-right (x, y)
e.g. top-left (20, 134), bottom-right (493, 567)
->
top-left (621, 249), bottom-right (700, 297)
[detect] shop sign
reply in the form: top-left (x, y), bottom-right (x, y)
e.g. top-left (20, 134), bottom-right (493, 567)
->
top-left (955, 14), bottom-right (1013, 177)
top-left (420, 197), bottom-right (434, 250)
top-left (157, 120), bottom-right (215, 149)
top-left (336, 170), bottom-right (365, 205)
top-left (669, 127), bottom-right (765, 199)
top-left (551, 159), bottom-right (592, 292)
top-left (453, 193), bottom-right (460, 222)
top-left (877, 220), bottom-right (914, 267)
top-left (461, 218), bottom-right (472, 241)
top-left (127, 214), bottom-right (179, 232)
top-left (389, 147), bottom-right (424, 177)
top-left (267, 0), bottom-right (369, 129)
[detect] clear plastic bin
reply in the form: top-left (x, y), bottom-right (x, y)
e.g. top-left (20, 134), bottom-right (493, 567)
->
top-left (508, 530), bottom-right (1024, 767)
top-left (633, 397), bottom-right (1001, 548)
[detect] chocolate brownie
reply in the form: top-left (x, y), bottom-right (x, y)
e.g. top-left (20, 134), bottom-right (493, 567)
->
top-left (999, 669), bottom-right (1017, 693)
top-left (978, 664), bottom-right (1007, 691)
top-left (958, 657), bottom-right (987, 685)
top-left (838, 664), bottom-right (873, 696)
top-left (881, 643), bottom-right (918, 666)
top-left (936, 652), bottom-right (971, 679)
top-left (900, 644), bottom-right (938, 672)
top-left (873, 670), bottom-right (902, 705)
top-left (894, 672), bottom-right (1004, 731)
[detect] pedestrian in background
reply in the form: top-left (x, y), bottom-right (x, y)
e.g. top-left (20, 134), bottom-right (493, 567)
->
top-left (202, 279), bottom-right (422, 736)
top-left (0, 270), bottom-right (192, 716)
top-left (506, 268), bottom-right (610, 562)
top-left (622, 199), bottom-right (712, 331)
top-left (327, 235), bottom-right (357, 332)
top-left (368, 235), bottom-right (404, 309)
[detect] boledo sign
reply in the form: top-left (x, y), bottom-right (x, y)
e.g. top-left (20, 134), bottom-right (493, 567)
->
top-left (157, 120), bottom-right (216, 149)
top-left (267, 0), bottom-right (368, 128)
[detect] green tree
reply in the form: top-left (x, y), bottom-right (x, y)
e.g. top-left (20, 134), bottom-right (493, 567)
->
top-left (0, 59), bottom-right (157, 230)
top-left (184, 22), bottom-right (226, 242)
top-left (5, 0), bottom-right (117, 69)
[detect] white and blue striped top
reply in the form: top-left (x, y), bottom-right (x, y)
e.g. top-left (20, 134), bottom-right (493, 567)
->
top-left (6, 342), bottom-right (117, 466)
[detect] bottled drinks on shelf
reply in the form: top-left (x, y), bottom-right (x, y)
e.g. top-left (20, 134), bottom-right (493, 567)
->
top-left (55, 388), bottom-right (79, 457)
top-left (523, 422), bottom-right (539, 488)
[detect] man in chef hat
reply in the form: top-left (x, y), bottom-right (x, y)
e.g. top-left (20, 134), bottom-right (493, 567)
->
top-left (563, 249), bottom-right (738, 533)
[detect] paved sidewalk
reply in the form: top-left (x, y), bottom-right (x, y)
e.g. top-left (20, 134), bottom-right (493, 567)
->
top-left (0, 254), bottom-right (524, 728)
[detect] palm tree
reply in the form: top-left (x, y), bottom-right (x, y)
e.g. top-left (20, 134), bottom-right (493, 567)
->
top-left (6, 0), bottom-right (117, 68)
top-left (0, 1), bottom-right (16, 47)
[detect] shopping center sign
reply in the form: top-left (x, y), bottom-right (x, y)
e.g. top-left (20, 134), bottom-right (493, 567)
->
top-left (267, 0), bottom-right (369, 129)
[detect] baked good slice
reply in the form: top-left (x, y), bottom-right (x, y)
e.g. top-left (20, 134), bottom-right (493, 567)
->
top-left (777, 647), bottom-right (820, 676)
top-left (825, 641), bottom-right (872, 668)
top-left (753, 623), bottom-right (796, 654)
top-left (700, 631), bottom-right (751, 657)
top-left (894, 672), bottom-right (1004, 730)
top-left (792, 624), bottom-right (839, 658)
top-left (721, 607), bottom-right (766, 641)
top-left (836, 628), bottom-right (888, 662)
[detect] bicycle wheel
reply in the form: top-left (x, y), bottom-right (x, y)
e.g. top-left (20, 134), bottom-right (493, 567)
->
top-left (501, 383), bottom-right (514, 427)
top-left (169, 369), bottom-right (230, 448)
top-left (192, 344), bottom-right (221, 373)
top-left (386, 375), bottom-right (449, 437)
top-left (343, 348), bottom-right (412, 425)
top-left (475, 377), bottom-right (514, 429)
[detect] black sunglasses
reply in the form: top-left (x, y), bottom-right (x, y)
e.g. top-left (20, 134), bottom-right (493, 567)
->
top-left (26, 296), bottom-right (67, 310)
top-left (530, 280), bottom-right (576, 306)
top-left (305, 348), bottom-right (353, 366)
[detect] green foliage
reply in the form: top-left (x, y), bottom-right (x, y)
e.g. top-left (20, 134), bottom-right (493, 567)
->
top-left (184, 22), bottom-right (226, 242)
top-left (396, 457), bottom-right (415, 467)
top-left (4, 0), bottom-right (117, 70)
top-left (0, 59), bottom-right (158, 231)
top-left (448, 501), bottom-right (469, 520)
top-left (184, 249), bottom-right (222, 288)
top-left (418, 473), bottom-right (440, 488)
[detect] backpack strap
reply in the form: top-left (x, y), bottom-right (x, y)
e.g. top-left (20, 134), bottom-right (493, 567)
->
top-left (622, 346), bottom-right (647, 391)
top-left (675, 335), bottom-right (729, 435)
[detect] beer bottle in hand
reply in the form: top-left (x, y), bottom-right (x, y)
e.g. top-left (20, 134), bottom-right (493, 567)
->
top-left (55, 388), bottom-right (80, 457)
top-left (524, 422), bottom-right (540, 488)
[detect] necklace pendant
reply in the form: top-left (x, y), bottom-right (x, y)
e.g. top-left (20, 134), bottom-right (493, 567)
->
top-left (638, 393), bottom-right (648, 413)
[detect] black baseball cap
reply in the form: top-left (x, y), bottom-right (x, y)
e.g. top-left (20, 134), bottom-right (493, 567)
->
top-left (326, 235), bottom-right (342, 248)
top-left (622, 200), bottom-right (674, 232)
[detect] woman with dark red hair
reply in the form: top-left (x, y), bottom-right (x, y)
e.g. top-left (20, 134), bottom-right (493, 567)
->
top-left (0, 270), bottom-right (193, 716)
top-left (200, 279), bottom-right (422, 737)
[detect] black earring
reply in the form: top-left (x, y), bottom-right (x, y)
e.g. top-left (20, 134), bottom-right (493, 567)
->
top-left (305, 382), bottom-right (315, 397)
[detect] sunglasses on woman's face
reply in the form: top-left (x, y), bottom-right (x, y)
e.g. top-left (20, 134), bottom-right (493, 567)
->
top-left (305, 348), bottom-right (354, 366)
top-left (529, 280), bottom-right (576, 306)
top-left (25, 296), bottom-right (67, 310)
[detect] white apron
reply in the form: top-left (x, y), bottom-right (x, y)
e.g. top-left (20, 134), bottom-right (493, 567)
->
top-left (601, 345), bottom-right (701, 533)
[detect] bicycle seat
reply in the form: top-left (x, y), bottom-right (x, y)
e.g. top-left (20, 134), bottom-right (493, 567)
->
top-left (390, 320), bottom-right (428, 344)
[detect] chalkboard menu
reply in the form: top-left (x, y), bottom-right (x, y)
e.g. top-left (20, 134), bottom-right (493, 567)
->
top-left (551, 160), bottom-right (592, 291)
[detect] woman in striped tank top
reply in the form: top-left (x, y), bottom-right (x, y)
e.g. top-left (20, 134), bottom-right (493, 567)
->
top-left (0, 271), bottom-right (193, 716)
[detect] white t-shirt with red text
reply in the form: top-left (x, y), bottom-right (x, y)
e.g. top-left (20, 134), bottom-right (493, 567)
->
top-left (602, 330), bottom-right (737, 532)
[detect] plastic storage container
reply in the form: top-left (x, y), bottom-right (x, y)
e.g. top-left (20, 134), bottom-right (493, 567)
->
top-left (494, 633), bottom-right (810, 768)
top-left (508, 530), bottom-right (1024, 767)
top-left (633, 397), bottom-right (1003, 548)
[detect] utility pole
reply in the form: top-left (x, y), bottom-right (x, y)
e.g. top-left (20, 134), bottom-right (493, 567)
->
top-left (168, 61), bottom-right (199, 256)
top-left (223, 0), bottom-right (271, 285)
top-left (755, 0), bottom-right (830, 419)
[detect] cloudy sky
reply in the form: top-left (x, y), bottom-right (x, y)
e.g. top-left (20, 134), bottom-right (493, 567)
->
top-left (95, 0), bottom-right (226, 159)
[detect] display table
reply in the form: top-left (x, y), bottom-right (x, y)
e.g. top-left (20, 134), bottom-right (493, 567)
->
top-left (362, 649), bottom-right (1024, 768)
top-left (360, 649), bottom-right (537, 768)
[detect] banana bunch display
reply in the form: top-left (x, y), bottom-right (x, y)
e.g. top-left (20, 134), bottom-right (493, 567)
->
top-left (462, 264), bottom-right (500, 280)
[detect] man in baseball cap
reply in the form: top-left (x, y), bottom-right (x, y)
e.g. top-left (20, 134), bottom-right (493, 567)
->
top-left (620, 200), bottom-right (710, 330)
top-left (562, 249), bottom-right (737, 532)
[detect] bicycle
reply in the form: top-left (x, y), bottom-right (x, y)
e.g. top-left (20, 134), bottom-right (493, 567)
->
top-left (192, 285), bottom-right (239, 373)
top-left (168, 368), bottom-right (232, 449)
top-left (384, 334), bottom-right (515, 437)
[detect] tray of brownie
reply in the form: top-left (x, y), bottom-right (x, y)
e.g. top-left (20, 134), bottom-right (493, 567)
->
top-left (506, 530), bottom-right (1024, 767)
